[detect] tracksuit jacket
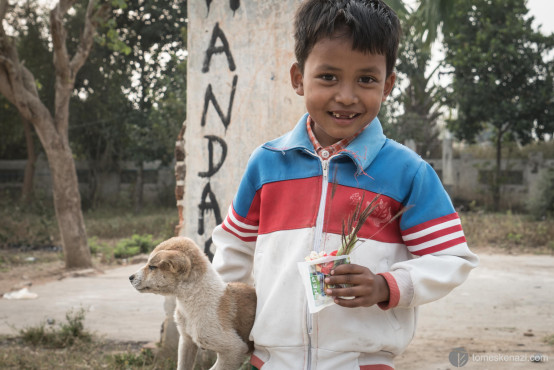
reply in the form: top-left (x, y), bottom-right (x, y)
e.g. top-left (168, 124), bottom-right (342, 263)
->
top-left (212, 113), bottom-right (479, 370)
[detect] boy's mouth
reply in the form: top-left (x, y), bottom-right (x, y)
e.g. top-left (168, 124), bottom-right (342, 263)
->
top-left (329, 111), bottom-right (359, 119)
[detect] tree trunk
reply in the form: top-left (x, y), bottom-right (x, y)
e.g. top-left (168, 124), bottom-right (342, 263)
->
top-left (0, 0), bottom-right (109, 269)
top-left (45, 132), bottom-right (92, 268)
top-left (493, 131), bottom-right (503, 211)
top-left (21, 118), bottom-right (37, 203)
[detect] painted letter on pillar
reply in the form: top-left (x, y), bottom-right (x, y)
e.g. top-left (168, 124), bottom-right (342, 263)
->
top-left (196, 4), bottom-right (241, 259)
top-left (202, 22), bottom-right (236, 73)
top-left (198, 182), bottom-right (223, 236)
top-left (198, 135), bottom-right (228, 178)
top-left (200, 75), bottom-right (238, 130)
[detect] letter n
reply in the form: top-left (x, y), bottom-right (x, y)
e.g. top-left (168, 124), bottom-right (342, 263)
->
top-left (201, 75), bottom-right (238, 130)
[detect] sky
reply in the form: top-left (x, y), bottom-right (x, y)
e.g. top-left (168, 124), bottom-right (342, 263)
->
top-left (527, 0), bottom-right (554, 35)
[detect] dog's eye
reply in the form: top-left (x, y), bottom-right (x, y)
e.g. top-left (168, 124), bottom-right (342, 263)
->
top-left (148, 265), bottom-right (158, 271)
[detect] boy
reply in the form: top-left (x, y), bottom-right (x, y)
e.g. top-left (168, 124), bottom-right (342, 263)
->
top-left (212, 0), bottom-right (479, 369)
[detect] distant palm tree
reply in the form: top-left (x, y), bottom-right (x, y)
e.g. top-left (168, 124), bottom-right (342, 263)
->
top-left (384, 0), bottom-right (408, 17)
top-left (413, 0), bottom-right (457, 45)
top-left (385, 0), bottom-right (457, 46)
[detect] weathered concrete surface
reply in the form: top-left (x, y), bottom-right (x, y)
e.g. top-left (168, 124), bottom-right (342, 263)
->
top-left (183, 0), bottom-right (305, 251)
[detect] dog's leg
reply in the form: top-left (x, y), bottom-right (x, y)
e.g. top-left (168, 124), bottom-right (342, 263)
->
top-left (209, 340), bottom-right (249, 370)
top-left (177, 333), bottom-right (198, 370)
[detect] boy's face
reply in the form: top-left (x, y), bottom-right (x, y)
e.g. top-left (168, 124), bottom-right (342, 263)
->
top-left (291, 34), bottom-right (396, 148)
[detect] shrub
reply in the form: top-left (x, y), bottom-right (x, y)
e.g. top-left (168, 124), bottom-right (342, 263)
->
top-left (109, 348), bottom-right (156, 368)
top-left (20, 308), bottom-right (91, 348)
top-left (113, 234), bottom-right (160, 259)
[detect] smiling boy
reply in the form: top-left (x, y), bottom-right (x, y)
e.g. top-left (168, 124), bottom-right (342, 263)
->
top-left (212, 1), bottom-right (478, 369)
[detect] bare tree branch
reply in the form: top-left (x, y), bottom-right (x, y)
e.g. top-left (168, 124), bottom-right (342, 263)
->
top-left (0, 0), bottom-right (8, 25)
top-left (70, 0), bottom-right (109, 73)
top-left (50, 0), bottom-right (109, 135)
top-left (0, 8), bottom-right (50, 128)
top-left (50, 1), bottom-right (73, 78)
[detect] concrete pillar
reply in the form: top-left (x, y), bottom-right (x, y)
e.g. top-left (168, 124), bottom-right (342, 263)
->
top-left (161, 0), bottom-right (305, 363)
top-left (182, 0), bottom-right (304, 255)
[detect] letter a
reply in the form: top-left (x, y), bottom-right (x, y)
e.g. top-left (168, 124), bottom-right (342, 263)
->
top-left (197, 182), bottom-right (223, 235)
top-left (202, 22), bottom-right (236, 73)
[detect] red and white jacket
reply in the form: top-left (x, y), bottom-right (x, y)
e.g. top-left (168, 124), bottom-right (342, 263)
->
top-left (212, 114), bottom-right (478, 370)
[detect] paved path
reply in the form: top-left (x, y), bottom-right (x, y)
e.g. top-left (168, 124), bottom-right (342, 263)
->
top-left (0, 263), bottom-right (165, 342)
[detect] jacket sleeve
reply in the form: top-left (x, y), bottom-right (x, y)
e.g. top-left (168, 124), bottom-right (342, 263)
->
top-left (212, 149), bottom-right (262, 285)
top-left (379, 161), bottom-right (479, 309)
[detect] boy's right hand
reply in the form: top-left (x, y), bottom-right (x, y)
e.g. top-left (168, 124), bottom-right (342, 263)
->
top-left (324, 263), bottom-right (390, 308)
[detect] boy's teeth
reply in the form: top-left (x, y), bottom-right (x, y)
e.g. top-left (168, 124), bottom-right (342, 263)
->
top-left (333, 112), bottom-right (356, 119)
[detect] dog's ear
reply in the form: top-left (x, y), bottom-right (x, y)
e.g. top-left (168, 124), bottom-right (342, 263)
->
top-left (159, 250), bottom-right (192, 277)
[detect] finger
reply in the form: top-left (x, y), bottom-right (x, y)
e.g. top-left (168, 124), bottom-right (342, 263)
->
top-left (326, 273), bottom-right (356, 286)
top-left (331, 264), bottom-right (367, 275)
top-left (326, 273), bottom-right (372, 286)
top-left (326, 286), bottom-right (370, 298)
top-left (333, 296), bottom-right (372, 308)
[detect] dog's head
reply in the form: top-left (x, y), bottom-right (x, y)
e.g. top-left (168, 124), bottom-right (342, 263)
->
top-left (129, 237), bottom-right (209, 295)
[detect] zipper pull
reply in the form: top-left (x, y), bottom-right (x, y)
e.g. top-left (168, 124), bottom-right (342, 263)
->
top-left (322, 160), bottom-right (329, 180)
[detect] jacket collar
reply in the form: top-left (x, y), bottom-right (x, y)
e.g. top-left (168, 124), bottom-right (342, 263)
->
top-left (263, 113), bottom-right (387, 174)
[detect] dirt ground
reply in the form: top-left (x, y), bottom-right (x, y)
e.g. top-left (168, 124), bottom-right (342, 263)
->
top-left (395, 248), bottom-right (554, 369)
top-left (1, 247), bottom-right (553, 369)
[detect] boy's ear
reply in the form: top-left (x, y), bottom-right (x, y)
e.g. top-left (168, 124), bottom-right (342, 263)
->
top-left (382, 72), bottom-right (397, 102)
top-left (290, 62), bottom-right (304, 96)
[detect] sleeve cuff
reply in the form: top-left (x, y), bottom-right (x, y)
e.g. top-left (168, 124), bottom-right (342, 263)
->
top-left (377, 272), bottom-right (400, 310)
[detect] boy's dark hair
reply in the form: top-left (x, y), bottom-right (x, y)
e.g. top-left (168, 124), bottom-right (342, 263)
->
top-left (294, 0), bottom-right (401, 77)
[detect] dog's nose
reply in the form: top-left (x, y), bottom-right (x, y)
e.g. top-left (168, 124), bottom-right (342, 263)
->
top-left (129, 274), bottom-right (135, 282)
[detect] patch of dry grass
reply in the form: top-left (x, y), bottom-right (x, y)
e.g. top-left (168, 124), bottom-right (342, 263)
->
top-left (461, 212), bottom-right (554, 254)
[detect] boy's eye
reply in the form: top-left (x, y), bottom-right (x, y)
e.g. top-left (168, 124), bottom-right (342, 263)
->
top-left (319, 74), bottom-right (336, 81)
top-left (359, 76), bottom-right (376, 84)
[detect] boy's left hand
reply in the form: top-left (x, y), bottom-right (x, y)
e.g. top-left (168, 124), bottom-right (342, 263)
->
top-left (324, 263), bottom-right (390, 308)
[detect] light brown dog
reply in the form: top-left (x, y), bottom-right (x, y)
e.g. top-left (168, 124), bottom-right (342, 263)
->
top-left (129, 237), bottom-right (256, 370)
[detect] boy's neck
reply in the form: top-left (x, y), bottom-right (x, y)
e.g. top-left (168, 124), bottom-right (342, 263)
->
top-left (307, 116), bottom-right (368, 157)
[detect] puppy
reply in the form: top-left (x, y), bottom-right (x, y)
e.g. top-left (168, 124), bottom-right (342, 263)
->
top-left (129, 237), bottom-right (256, 370)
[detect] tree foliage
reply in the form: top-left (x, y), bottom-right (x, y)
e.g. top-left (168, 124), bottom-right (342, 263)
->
top-left (443, 0), bottom-right (554, 209)
top-left (385, 10), bottom-right (445, 158)
top-left (68, 0), bottom-right (187, 209)
top-left (0, 2), bottom-right (51, 160)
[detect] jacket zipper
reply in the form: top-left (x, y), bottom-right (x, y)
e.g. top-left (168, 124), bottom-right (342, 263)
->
top-left (307, 156), bottom-right (330, 369)
top-left (313, 158), bottom-right (329, 253)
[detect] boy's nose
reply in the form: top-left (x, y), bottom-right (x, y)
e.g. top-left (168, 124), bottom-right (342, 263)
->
top-left (334, 84), bottom-right (359, 105)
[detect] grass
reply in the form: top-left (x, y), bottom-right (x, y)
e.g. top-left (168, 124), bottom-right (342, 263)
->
top-left (0, 307), bottom-right (249, 370)
top-left (0, 307), bottom-right (178, 369)
top-left (461, 211), bottom-right (554, 253)
top-left (0, 195), bottom-right (178, 268)
top-left (544, 334), bottom-right (554, 346)
top-left (19, 308), bottom-right (91, 348)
